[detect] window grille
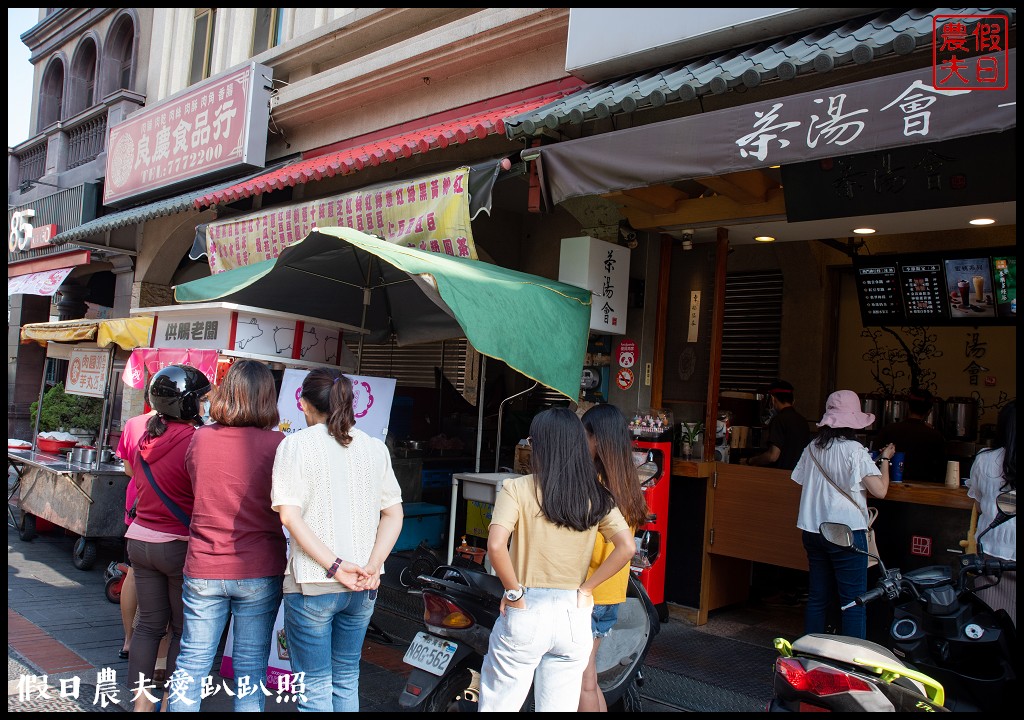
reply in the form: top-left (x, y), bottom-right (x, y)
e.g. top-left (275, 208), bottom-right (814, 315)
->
top-left (355, 338), bottom-right (468, 392)
top-left (719, 270), bottom-right (784, 393)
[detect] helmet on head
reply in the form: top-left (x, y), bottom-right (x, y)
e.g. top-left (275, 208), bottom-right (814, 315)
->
top-left (148, 365), bottom-right (212, 422)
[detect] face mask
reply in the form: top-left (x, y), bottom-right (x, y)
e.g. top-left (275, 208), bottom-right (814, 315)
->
top-left (201, 400), bottom-right (212, 424)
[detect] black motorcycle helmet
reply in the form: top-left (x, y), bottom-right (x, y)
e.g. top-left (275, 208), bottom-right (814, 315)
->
top-left (148, 364), bottom-right (212, 422)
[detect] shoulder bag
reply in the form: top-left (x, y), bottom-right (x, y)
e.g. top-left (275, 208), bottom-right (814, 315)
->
top-left (138, 457), bottom-right (191, 530)
top-left (808, 449), bottom-right (879, 567)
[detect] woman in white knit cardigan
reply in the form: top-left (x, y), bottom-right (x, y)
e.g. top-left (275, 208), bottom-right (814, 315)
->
top-left (271, 368), bottom-right (404, 712)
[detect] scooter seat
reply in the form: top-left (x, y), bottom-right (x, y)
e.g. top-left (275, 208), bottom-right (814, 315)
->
top-left (792, 633), bottom-right (906, 670)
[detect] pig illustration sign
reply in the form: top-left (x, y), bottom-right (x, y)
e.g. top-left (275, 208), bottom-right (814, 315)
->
top-left (275, 367), bottom-right (395, 440)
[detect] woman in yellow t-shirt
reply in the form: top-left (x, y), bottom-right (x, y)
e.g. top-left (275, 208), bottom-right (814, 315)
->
top-left (578, 403), bottom-right (651, 712)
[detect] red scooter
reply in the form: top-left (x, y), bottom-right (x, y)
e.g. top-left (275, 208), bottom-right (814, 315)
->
top-left (104, 560), bottom-right (130, 603)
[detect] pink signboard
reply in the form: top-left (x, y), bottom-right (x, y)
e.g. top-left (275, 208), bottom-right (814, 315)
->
top-left (103, 62), bottom-right (271, 207)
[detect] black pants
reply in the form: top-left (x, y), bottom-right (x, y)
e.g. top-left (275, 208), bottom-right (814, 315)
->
top-left (126, 539), bottom-right (187, 692)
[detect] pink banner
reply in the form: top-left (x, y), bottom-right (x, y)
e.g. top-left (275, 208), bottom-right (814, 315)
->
top-left (123, 348), bottom-right (220, 389)
top-left (7, 267), bottom-right (73, 296)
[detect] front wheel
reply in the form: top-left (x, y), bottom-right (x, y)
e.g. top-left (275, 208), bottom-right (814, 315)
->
top-left (423, 667), bottom-right (479, 712)
top-left (73, 537), bottom-right (98, 570)
top-left (608, 679), bottom-right (643, 713)
top-left (104, 575), bottom-right (123, 604)
top-left (19, 513), bottom-right (37, 541)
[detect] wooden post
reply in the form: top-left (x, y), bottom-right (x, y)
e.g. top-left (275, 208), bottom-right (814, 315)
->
top-left (703, 228), bottom-right (729, 460)
top-left (650, 234), bottom-right (673, 409)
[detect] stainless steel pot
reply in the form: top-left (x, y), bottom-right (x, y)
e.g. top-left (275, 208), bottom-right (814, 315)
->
top-left (860, 394), bottom-right (885, 432)
top-left (883, 396), bottom-right (909, 427)
top-left (942, 397), bottom-right (979, 440)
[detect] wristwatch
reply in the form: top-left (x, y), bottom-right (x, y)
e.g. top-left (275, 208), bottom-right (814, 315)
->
top-left (504, 585), bottom-right (525, 602)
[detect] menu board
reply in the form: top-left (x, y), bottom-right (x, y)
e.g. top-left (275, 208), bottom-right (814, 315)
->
top-left (943, 257), bottom-right (996, 320)
top-left (899, 261), bottom-right (947, 323)
top-left (992, 256), bottom-right (1017, 318)
top-left (855, 263), bottom-right (902, 325)
top-left (854, 247), bottom-right (1014, 327)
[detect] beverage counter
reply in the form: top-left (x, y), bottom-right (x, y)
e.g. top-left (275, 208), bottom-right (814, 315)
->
top-left (669, 461), bottom-right (976, 625)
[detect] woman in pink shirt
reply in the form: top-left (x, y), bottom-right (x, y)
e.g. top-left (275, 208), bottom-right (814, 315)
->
top-left (168, 360), bottom-right (286, 712)
top-left (124, 364), bottom-right (210, 712)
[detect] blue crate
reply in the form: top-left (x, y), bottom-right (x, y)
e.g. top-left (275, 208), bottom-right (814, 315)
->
top-left (393, 502), bottom-right (448, 552)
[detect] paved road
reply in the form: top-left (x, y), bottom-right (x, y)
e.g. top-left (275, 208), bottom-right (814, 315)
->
top-left (8, 517), bottom-right (801, 712)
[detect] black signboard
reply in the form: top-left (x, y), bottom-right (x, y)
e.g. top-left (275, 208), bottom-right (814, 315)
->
top-left (854, 247), bottom-right (1015, 327)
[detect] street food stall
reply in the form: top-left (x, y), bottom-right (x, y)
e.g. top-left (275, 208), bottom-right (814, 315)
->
top-left (10, 317), bottom-right (153, 569)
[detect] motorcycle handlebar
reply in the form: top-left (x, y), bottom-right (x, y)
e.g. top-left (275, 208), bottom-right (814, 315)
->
top-left (842, 585), bottom-right (885, 611)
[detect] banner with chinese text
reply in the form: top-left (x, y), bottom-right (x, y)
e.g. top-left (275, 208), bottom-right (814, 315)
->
top-left (204, 167), bottom-right (477, 273)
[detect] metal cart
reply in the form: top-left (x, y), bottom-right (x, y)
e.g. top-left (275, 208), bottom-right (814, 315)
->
top-left (9, 448), bottom-right (129, 570)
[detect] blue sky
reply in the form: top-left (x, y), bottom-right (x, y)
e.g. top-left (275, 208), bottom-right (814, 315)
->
top-left (8, 8), bottom-right (38, 148)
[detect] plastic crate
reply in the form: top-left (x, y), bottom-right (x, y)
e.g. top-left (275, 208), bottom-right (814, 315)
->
top-left (393, 502), bottom-right (447, 552)
top-left (420, 469), bottom-right (454, 491)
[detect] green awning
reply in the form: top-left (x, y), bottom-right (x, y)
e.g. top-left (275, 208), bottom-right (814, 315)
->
top-left (174, 226), bottom-right (592, 400)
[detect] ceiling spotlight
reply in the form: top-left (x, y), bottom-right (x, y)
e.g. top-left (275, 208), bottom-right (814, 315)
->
top-left (852, 227), bottom-right (876, 235)
top-left (969, 217), bottom-right (996, 226)
top-left (754, 235), bottom-right (775, 243)
top-left (680, 229), bottom-right (694, 251)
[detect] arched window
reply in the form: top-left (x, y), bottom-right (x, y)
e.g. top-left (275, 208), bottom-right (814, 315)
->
top-left (104, 13), bottom-right (137, 96)
top-left (68, 38), bottom-right (98, 116)
top-left (38, 59), bottom-right (65, 131)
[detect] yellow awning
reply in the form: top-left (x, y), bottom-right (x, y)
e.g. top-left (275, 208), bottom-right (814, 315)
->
top-left (20, 317), bottom-right (154, 351)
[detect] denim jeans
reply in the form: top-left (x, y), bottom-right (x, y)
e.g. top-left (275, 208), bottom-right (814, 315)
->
top-left (167, 575), bottom-right (283, 712)
top-left (802, 529), bottom-right (868, 639)
top-left (479, 587), bottom-right (593, 712)
top-left (282, 589), bottom-right (377, 712)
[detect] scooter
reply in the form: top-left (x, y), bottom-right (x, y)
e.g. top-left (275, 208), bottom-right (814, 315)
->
top-left (769, 490), bottom-right (1016, 712)
top-left (104, 559), bottom-right (130, 604)
top-left (398, 563), bottom-right (660, 712)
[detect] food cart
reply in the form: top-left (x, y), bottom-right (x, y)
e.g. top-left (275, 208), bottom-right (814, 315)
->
top-left (10, 317), bottom-right (153, 569)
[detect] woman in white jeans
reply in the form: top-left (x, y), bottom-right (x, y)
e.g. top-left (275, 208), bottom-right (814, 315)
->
top-left (479, 407), bottom-right (634, 712)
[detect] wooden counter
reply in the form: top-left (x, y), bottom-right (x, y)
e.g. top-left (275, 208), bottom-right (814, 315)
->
top-left (670, 462), bottom-right (977, 625)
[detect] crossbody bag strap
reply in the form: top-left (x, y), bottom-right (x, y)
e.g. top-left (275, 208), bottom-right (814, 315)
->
top-left (809, 448), bottom-right (868, 524)
top-left (139, 457), bottom-right (191, 530)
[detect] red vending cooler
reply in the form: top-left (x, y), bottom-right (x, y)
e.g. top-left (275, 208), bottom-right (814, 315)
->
top-left (628, 408), bottom-right (673, 623)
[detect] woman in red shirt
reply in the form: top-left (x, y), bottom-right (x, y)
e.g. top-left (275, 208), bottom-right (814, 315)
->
top-left (168, 360), bottom-right (286, 712)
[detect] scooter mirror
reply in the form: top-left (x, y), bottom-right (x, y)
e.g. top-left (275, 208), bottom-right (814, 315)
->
top-left (995, 489), bottom-right (1016, 518)
top-left (820, 522), bottom-right (855, 549)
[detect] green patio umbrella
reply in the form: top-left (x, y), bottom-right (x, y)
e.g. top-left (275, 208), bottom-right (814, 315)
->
top-left (174, 226), bottom-right (592, 401)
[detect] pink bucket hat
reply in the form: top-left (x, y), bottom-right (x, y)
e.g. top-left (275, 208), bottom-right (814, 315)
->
top-left (817, 390), bottom-right (875, 429)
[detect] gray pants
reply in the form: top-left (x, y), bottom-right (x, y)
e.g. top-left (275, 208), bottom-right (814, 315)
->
top-left (126, 539), bottom-right (187, 692)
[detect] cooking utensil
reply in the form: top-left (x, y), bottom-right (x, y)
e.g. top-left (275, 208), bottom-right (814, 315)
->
top-left (37, 437), bottom-right (78, 454)
top-left (942, 397), bottom-right (979, 441)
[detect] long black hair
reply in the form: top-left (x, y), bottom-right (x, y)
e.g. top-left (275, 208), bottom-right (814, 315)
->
top-left (813, 426), bottom-right (859, 450)
top-left (529, 407), bottom-right (613, 531)
top-left (582, 403), bottom-right (649, 528)
top-left (301, 368), bottom-right (355, 447)
top-left (981, 401), bottom-right (1016, 492)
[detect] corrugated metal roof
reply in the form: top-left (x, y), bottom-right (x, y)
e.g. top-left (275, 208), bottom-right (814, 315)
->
top-left (50, 161), bottom-right (298, 245)
top-left (505, 7), bottom-right (1016, 140)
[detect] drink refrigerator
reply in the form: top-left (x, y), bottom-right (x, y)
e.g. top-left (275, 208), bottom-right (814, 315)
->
top-left (628, 408), bottom-right (673, 623)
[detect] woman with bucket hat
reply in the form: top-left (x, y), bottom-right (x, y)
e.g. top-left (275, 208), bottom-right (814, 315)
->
top-left (791, 390), bottom-right (895, 639)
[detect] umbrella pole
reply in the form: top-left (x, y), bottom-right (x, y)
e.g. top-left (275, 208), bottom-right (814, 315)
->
top-left (474, 355), bottom-right (486, 473)
top-left (355, 268), bottom-right (373, 373)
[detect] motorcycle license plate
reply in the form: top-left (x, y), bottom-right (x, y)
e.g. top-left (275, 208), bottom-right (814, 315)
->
top-left (403, 632), bottom-right (458, 676)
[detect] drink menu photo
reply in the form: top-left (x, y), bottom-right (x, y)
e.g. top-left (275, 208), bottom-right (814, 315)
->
top-left (943, 257), bottom-right (996, 319)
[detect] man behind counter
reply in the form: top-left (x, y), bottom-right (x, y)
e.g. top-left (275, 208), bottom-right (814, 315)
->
top-left (742, 379), bottom-right (810, 471)
top-left (876, 389), bottom-right (945, 482)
